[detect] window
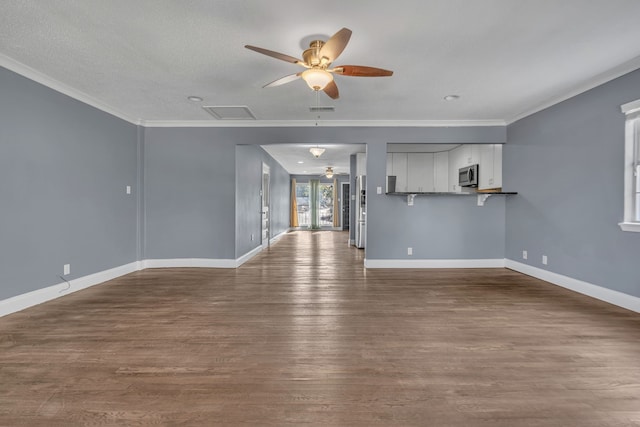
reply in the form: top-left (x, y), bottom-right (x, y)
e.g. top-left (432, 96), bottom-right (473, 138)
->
top-left (620, 99), bottom-right (640, 232)
top-left (296, 183), bottom-right (310, 227)
top-left (294, 182), bottom-right (335, 228)
top-left (318, 183), bottom-right (334, 227)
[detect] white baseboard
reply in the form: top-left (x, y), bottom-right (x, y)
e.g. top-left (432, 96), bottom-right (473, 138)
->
top-left (364, 258), bottom-right (506, 269)
top-left (143, 230), bottom-right (291, 270)
top-left (0, 232), bottom-right (295, 317)
top-left (4, 254), bottom-right (638, 318)
top-left (0, 262), bottom-right (139, 318)
top-left (141, 258), bottom-right (237, 269)
top-left (270, 229), bottom-right (289, 244)
top-left (236, 246), bottom-right (263, 267)
top-left (505, 260), bottom-right (640, 314)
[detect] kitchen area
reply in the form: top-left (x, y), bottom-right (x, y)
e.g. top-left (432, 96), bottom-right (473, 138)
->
top-left (351, 141), bottom-right (513, 265)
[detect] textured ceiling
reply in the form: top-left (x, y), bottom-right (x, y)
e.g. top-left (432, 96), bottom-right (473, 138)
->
top-left (2, 0), bottom-right (640, 126)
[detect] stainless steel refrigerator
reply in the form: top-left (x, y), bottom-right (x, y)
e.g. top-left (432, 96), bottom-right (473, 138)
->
top-left (355, 175), bottom-right (366, 249)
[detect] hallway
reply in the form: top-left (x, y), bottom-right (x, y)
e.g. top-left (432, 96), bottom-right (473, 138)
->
top-left (1, 231), bottom-right (639, 426)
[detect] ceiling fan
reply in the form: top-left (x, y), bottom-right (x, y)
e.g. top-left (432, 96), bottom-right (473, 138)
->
top-left (320, 166), bottom-right (349, 179)
top-left (245, 28), bottom-right (393, 99)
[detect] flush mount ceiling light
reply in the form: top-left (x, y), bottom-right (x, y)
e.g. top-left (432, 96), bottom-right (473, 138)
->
top-left (444, 95), bottom-right (460, 101)
top-left (187, 96), bottom-right (203, 102)
top-left (325, 167), bottom-right (334, 178)
top-left (309, 146), bottom-right (325, 158)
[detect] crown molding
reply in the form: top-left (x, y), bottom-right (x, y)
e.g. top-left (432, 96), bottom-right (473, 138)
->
top-left (6, 49), bottom-right (638, 130)
top-left (621, 98), bottom-right (640, 115)
top-left (506, 55), bottom-right (640, 125)
top-left (140, 119), bottom-right (507, 128)
top-left (0, 53), bottom-right (141, 125)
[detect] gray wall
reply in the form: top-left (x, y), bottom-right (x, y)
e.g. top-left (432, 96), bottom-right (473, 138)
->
top-left (144, 129), bottom-right (291, 261)
top-left (1, 63), bottom-right (510, 303)
top-left (0, 67), bottom-right (138, 300)
top-left (505, 68), bottom-right (640, 297)
top-left (269, 156), bottom-right (290, 238)
top-left (365, 141), bottom-right (506, 260)
top-left (143, 128), bottom-right (237, 260)
top-left (235, 145), bottom-right (290, 258)
top-left (143, 126), bottom-right (506, 263)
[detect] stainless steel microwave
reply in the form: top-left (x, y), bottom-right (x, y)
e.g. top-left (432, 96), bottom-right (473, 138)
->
top-left (459, 164), bottom-right (478, 187)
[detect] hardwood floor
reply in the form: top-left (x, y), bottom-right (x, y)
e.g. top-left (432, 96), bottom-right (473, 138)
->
top-left (1, 230), bottom-right (639, 426)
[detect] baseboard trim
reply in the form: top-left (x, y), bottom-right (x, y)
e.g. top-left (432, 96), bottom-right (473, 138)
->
top-left (236, 246), bottom-right (263, 267)
top-left (364, 258), bottom-right (506, 269)
top-left (144, 230), bottom-right (291, 270)
top-left (141, 258), bottom-right (238, 269)
top-left (0, 262), bottom-right (139, 318)
top-left (505, 260), bottom-right (640, 314)
top-left (270, 229), bottom-right (289, 244)
top-left (0, 231), bottom-right (295, 317)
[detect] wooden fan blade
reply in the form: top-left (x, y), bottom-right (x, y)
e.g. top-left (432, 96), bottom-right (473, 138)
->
top-left (263, 73), bottom-right (302, 88)
top-left (323, 80), bottom-right (339, 99)
top-left (334, 65), bottom-right (393, 77)
top-left (245, 45), bottom-right (303, 65)
top-left (319, 28), bottom-right (352, 64)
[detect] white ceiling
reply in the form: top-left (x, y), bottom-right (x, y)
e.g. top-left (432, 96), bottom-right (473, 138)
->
top-left (2, 0), bottom-right (640, 127)
top-left (261, 144), bottom-right (365, 175)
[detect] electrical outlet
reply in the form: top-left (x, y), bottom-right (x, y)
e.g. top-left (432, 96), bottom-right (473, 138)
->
top-left (63, 264), bottom-right (70, 275)
top-left (522, 250), bottom-right (528, 260)
top-left (377, 186), bottom-right (382, 194)
top-left (126, 185), bottom-right (131, 195)
top-left (542, 255), bottom-right (548, 265)
top-left (407, 247), bottom-right (413, 256)
top-left (251, 234), bottom-right (254, 241)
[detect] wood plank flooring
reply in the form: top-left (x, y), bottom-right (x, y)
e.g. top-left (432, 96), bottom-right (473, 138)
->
top-left (1, 230), bottom-right (639, 426)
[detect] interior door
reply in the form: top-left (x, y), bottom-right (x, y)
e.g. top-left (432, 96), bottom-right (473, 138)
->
top-left (261, 163), bottom-right (270, 248)
top-left (342, 183), bottom-right (350, 231)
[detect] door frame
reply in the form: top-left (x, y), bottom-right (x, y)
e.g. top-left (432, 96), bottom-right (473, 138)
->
top-left (261, 163), bottom-right (270, 249)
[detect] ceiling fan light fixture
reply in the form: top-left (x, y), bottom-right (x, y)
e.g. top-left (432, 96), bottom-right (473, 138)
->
top-left (301, 69), bottom-right (333, 91)
top-left (309, 146), bottom-right (325, 158)
top-left (325, 167), bottom-right (334, 178)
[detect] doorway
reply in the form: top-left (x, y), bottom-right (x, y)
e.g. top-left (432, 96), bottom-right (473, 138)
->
top-left (261, 163), bottom-right (270, 248)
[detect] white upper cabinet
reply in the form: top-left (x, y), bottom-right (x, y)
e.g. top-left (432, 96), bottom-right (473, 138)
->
top-left (448, 145), bottom-right (466, 192)
top-left (386, 144), bottom-right (502, 193)
top-left (391, 153), bottom-right (408, 192)
top-left (434, 151), bottom-right (449, 192)
top-left (407, 153), bottom-right (434, 192)
top-left (478, 144), bottom-right (503, 190)
top-left (466, 145), bottom-right (480, 166)
top-left (493, 144), bottom-right (503, 189)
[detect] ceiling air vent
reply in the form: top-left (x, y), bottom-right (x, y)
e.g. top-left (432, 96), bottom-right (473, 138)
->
top-left (309, 106), bottom-right (335, 113)
top-left (202, 105), bottom-right (256, 120)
